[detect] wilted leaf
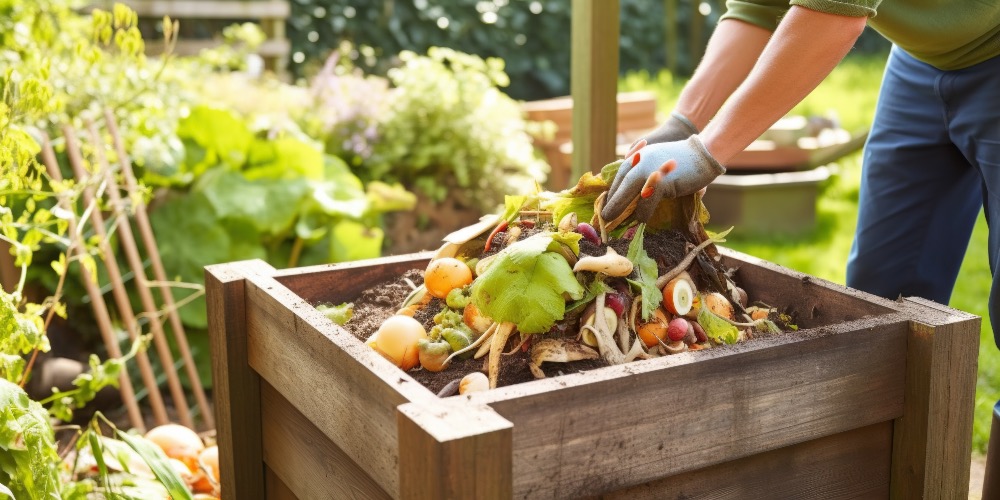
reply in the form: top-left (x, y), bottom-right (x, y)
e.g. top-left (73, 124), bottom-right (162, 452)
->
top-left (529, 338), bottom-right (598, 378)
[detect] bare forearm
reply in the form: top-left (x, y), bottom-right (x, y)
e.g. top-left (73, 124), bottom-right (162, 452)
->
top-left (675, 19), bottom-right (772, 130)
top-left (701, 7), bottom-right (866, 163)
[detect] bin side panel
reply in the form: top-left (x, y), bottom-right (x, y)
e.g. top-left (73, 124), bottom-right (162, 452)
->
top-left (489, 321), bottom-right (908, 499)
top-left (261, 381), bottom-right (392, 500)
top-left (721, 248), bottom-right (899, 329)
top-left (273, 254), bottom-right (430, 305)
top-left (265, 466), bottom-right (297, 500)
top-left (245, 274), bottom-right (424, 497)
top-left (891, 298), bottom-right (980, 499)
top-left (590, 420), bottom-right (892, 499)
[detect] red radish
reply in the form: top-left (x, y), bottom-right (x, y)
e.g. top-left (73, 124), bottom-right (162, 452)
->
top-left (576, 222), bottom-right (600, 245)
top-left (667, 317), bottom-right (693, 342)
top-left (605, 293), bottom-right (627, 317)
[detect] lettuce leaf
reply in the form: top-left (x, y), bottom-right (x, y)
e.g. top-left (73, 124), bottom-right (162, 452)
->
top-left (472, 233), bottom-right (584, 334)
top-left (625, 224), bottom-right (661, 320)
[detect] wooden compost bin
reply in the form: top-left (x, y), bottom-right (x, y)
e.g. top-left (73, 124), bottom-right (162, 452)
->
top-left (206, 249), bottom-right (979, 499)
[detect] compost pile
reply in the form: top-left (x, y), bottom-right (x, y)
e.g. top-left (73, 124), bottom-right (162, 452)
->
top-left (332, 162), bottom-right (792, 395)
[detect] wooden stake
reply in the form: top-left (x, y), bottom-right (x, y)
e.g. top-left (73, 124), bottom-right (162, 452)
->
top-left (103, 110), bottom-right (213, 428)
top-left (63, 125), bottom-right (194, 429)
top-left (41, 131), bottom-right (146, 432)
top-left (82, 123), bottom-right (171, 425)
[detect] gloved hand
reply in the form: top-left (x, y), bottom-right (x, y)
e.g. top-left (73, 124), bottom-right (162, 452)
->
top-left (602, 135), bottom-right (725, 223)
top-left (640, 111), bottom-right (699, 145)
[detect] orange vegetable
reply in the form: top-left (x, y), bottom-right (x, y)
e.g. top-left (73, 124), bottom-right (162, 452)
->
top-left (424, 258), bottom-right (473, 299)
top-left (369, 315), bottom-right (428, 370)
top-left (144, 424), bottom-right (204, 472)
top-left (636, 308), bottom-right (670, 348)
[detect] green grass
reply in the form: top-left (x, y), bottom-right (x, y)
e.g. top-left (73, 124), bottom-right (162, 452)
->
top-left (621, 54), bottom-right (999, 453)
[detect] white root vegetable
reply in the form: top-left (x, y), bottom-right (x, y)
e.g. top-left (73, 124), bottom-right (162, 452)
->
top-left (488, 322), bottom-right (517, 389)
top-left (573, 248), bottom-right (633, 277)
top-left (655, 227), bottom-right (733, 289)
top-left (583, 293), bottom-right (648, 365)
top-left (459, 372), bottom-right (489, 394)
top-left (529, 339), bottom-right (599, 379)
top-left (558, 212), bottom-right (578, 232)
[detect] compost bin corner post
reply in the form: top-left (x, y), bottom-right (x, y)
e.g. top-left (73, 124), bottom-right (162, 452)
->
top-left (397, 400), bottom-right (514, 499)
top-left (206, 259), bottom-right (277, 500)
top-left (890, 296), bottom-right (980, 499)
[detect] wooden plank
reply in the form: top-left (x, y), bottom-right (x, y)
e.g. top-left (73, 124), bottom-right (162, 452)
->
top-left (397, 400), bottom-right (513, 500)
top-left (472, 317), bottom-right (909, 499)
top-left (244, 272), bottom-right (436, 496)
top-left (110, 0), bottom-right (290, 19)
top-left (265, 466), bottom-right (297, 500)
top-left (261, 381), bottom-right (390, 500)
top-left (719, 247), bottom-right (900, 329)
top-left (570, 0), bottom-right (619, 181)
top-left (0, 240), bottom-right (17, 293)
top-left (272, 253), bottom-right (432, 306)
top-left (205, 260), bottom-right (274, 500)
top-left (145, 38), bottom-right (290, 57)
top-left (592, 421), bottom-right (893, 499)
top-left (890, 297), bottom-right (979, 499)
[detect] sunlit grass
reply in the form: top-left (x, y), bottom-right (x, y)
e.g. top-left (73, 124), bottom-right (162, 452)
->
top-left (621, 53), bottom-right (998, 453)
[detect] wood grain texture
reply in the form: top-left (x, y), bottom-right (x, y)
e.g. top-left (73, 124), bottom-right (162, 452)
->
top-left (720, 247), bottom-right (900, 329)
top-left (474, 318), bottom-right (909, 499)
top-left (206, 260), bottom-right (275, 500)
top-left (266, 466), bottom-right (297, 500)
top-left (591, 421), bottom-right (893, 499)
top-left (272, 253), bottom-right (431, 305)
top-left (570, 0), bottom-right (619, 180)
top-left (261, 381), bottom-right (391, 500)
top-left (890, 297), bottom-right (980, 499)
top-left (244, 270), bottom-right (436, 496)
top-left (397, 400), bottom-right (513, 500)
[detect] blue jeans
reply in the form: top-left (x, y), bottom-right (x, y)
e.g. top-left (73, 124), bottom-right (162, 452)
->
top-left (846, 46), bottom-right (1000, 345)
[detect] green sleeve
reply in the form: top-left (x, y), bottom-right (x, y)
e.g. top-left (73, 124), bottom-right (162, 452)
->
top-left (720, 0), bottom-right (877, 32)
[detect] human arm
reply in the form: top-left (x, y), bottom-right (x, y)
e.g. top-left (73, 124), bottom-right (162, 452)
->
top-left (603, 6), bottom-right (868, 222)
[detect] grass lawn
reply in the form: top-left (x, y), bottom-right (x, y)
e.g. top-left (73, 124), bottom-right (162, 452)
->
top-left (621, 54), bottom-right (998, 453)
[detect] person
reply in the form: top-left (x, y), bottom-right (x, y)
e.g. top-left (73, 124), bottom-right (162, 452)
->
top-left (601, 1), bottom-right (1000, 343)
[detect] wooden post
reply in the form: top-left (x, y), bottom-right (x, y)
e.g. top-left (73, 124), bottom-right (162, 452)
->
top-left (397, 400), bottom-right (513, 499)
top-left (690, 0), bottom-right (705, 66)
top-left (664, 0), bottom-right (678, 75)
top-left (571, 0), bottom-right (620, 180)
top-left (0, 241), bottom-right (17, 294)
top-left (890, 297), bottom-right (979, 498)
top-left (205, 260), bottom-right (274, 500)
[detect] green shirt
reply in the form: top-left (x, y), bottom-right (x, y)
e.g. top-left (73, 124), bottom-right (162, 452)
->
top-left (721, 0), bottom-right (1000, 70)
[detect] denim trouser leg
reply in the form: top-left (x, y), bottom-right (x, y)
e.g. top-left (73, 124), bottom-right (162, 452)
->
top-left (846, 46), bottom-right (1000, 345)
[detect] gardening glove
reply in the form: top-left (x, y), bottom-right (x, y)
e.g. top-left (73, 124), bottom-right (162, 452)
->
top-left (640, 111), bottom-right (699, 145)
top-left (602, 135), bottom-right (725, 223)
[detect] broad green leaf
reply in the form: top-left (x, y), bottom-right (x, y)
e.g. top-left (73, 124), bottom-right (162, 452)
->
top-left (698, 306), bottom-right (740, 345)
top-left (472, 233), bottom-right (584, 334)
top-left (115, 430), bottom-right (193, 500)
top-left (329, 220), bottom-right (383, 262)
top-left (365, 181), bottom-right (417, 214)
top-left (0, 380), bottom-right (60, 500)
top-left (501, 195), bottom-right (528, 223)
top-left (625, 224), bottom-right (661, 320)
top-left (540, 165), bottom-right (615, 225)
top-left (177, 106), bottom-right (253, 172)
top-left (196, 168), bottom-right (306, 236)
top-left (245, 136), bottom-right (324, 181)
top-left (550, 230), bottom-right (583, 256)
top-left (317, 302), bottom-right (354, 325)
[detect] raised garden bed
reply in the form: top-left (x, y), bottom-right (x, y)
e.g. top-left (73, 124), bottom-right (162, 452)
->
top-left (207, 248), bottom-right (979, 499)
top-left (702, 166), bottom-right (831, 234)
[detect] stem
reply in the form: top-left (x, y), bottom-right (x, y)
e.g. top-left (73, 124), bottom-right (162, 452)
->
top-left (20, 248), bottom-right (72, 388)
top-left (288, 236), bottom-right (304, 268)
top-left (655, 227), bottom-right (733, 289)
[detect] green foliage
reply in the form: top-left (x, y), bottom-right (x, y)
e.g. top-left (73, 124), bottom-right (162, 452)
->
top-left (0, 379), bottom-right (60, 500)
top-left (367, 47), bottom-right (546, 212)
top-left (625, 225), bottom-right (662, 321)
top-left (151, 105), bottom-right (413, 327)
top-left (472, 233), bottom-right (584, 334)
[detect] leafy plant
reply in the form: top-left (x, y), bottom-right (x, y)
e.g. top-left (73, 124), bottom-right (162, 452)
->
top-left (150, 105), bottom-right (415, 328)
top-left (367, 47), bottom-right (547, 213)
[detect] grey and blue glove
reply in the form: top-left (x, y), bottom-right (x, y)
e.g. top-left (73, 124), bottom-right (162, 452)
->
top-left (642, 111), bottom-right (699, 145)
top-left (602, 134), bottom-right (725, 223)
